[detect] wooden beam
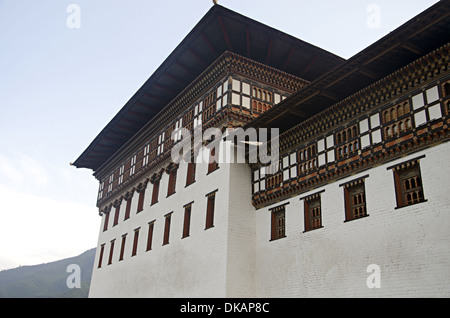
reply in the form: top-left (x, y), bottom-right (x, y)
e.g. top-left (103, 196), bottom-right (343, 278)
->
top-left (265, 37), bottom-right (273, 65)
top-left (246, 27), bottom-right (251, 58)
top-left (187, 47), bottom-right (206, 68)
top-left (154, 82), bottom-right (177, 95)
top-left (143, 92), bottom-right (167, 104)
top-left (174, 61), bottom-right (194, 77)
top-left (288, 108), bottom-right (307, 118)
top-left (283, 47), bottom-right (295, 69)
top-left (358, 66), bottom-right (379, 80)
top-left (402, 41), bottom-right (426, 55)
top-left (164, 72), bottom-right (185, 87)
top-left (217, 16), bottom-right (233, 50)
top-left (201, 33), bottom-right (217, 56)
top-left (301, 56), bottom-right (318, 78)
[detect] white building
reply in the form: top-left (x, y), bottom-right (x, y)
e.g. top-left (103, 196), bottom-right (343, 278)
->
top-left (73, 3), bottom-right (450, 297)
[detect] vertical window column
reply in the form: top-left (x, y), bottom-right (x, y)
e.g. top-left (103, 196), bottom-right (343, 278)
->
top-left (185, 162), bottom-right (196, 187)
top-left (182, 202), bottom-right (193, 238)
top-left (146, 221), bottom-right (155, 252)
top-left (165, 163), bottom-right (179, 197)
top-left (132, 228), bottom-right (140, 257)
top-left (207, 146), bottom-right (219, 174)
top-left (163, 213), bottom-right (172, 245)
top-left (102, 205), bottom-right (111, 232)
top-left (107, 239), bottom-right (115, 265)
top-left (97, 244), bottom-right (105, 268)
top-left (112, 198), bottom-right (122, 227)
top-left (123, 190), bottom-right (134, 221)
top-left (205, 190), bottom-right (218, 230)
top-left (119, 234), bottom-right (127, 261)
top-left (136, 180), bottom-right (148, 213)
top-left (150, 170), bottom-right (163, 206)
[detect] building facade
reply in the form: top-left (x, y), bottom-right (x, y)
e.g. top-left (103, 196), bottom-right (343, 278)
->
top-left (74, 3), bottom-right (450, 297)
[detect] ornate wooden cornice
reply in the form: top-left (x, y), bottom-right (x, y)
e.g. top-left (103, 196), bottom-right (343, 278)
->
top-left (251, 43), bottom-right (450, 209)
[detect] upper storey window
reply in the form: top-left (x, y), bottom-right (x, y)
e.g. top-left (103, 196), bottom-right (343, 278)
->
top-left (157, 132), bottom-right (165, 156)
top-left (389, 157), bottom-right (427, 209)
top-left (411, 85), bottom-right (443, 127)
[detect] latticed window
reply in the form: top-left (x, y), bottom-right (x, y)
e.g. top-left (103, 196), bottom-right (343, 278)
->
top-left (391, 159), bottom-right (426, 208)
top-left (343, 178), bottom-right (368, 222)
top-left (350, 184), bottom-right (366, 219)
top-left (303, 192), bottom-right (323, 232)
top-left (270, 204), bottom-right (287, 241)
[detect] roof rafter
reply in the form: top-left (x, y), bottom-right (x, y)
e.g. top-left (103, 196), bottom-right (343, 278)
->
top-left (218, 16), bottom-right (233, 50)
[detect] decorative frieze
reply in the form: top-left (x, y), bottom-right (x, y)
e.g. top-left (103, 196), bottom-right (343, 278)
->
top-left (96, 52), bottom-right (306, 207)
top-left (252, 43), bottom-right (450, 209)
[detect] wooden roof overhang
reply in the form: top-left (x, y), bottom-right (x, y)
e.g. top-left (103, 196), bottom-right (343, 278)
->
top-left (73, 4), bottom-right (344, 172)
top-left (246, 1), bottom-right (450, 134)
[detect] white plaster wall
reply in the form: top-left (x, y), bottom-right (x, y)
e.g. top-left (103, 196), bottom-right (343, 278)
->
top-left (89, 144), bottom-right (232, 298)
top-left (255, 142), bottom-right (450, 297)
top-left (225, 142), bottom-right (256, 297)
top-left (90, 140), bottom-right (450, 298)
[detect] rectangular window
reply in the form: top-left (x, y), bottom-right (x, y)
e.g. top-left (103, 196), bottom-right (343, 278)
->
top-left (167, 170), bottom-right (177, 197)
top-left (207, 147), bottom-right (219, 174)
top-left (182, 203), bottom-right (193, 238)
top-left (119, 234), bottom-right (127, 261)
top-left (390, 158), bottom-right (426, 208)
top-left (303, 191), bottom-right (324, 232)
top-left (163, 213), bottom-right (172, 245)
top-left (151, 179), bottom-right (160, 205)
top-left (124, 196), bottom-right (132, 221)
top-left (342, 177), bottom-right (368, 222)
top-left (186, 162), bottom-right (196, 187)
top-left (270, 204), bottom-right (287, 241)
top-left (102, 210), bottom-right (110, 232)
top-left (108, 239), bottom-right (115, 265)
top-left (137, 188), bottom-right (146, 213)
top-left (205, 190), bottom-right (217, 230)
top-left (113, 204), bottom-right (120, 227)
top-left (146, 221), bottom-right (155, 251)
top-left (132, 228), bottom-right (140, 256)
top-left (97, 244), bottom-right (105, 268)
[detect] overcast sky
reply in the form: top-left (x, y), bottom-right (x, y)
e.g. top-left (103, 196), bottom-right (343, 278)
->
top-left (0, 0), bottom-right (439, 270)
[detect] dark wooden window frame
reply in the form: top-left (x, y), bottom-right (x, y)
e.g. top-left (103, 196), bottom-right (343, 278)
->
top-left (340, 176), bottom-right (369, 222)
top-left (205, 190), bottom-right (218, 230)
top-left (387, 155), bottom-right (427, 209)
top-left (301, 190), bottom-right (325, 232)
top-left (182, 201), bottom-right (194, 239)
top-left (269, 202), bottom-right (289, 241)
top-left (163, 212), bottom-right (173, 246)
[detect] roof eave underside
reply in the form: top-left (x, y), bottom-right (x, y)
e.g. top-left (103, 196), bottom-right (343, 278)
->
top-left (72, 4), bottom-right (344, 171)
top-left (246, 1), bottom-right (450, 133)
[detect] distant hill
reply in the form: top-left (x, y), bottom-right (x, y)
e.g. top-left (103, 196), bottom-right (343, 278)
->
top-left (0, 248), bottom-right (95, 298)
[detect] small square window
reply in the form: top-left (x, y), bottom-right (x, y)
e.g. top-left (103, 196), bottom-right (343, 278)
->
top-left (426, 86), bottom-right (439, 104)
top-left (414, 110), bottom-right (427, 126)
top-left (412, 93), bottom-right (425, 110)
top-left (428, 104), bottom-right (442, 121)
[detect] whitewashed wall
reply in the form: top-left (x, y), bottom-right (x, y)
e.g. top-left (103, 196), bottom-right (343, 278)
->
top-left (255, 142), bottom-right (450, 297)
top-left (89, 141), bottom-right (256, 297)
